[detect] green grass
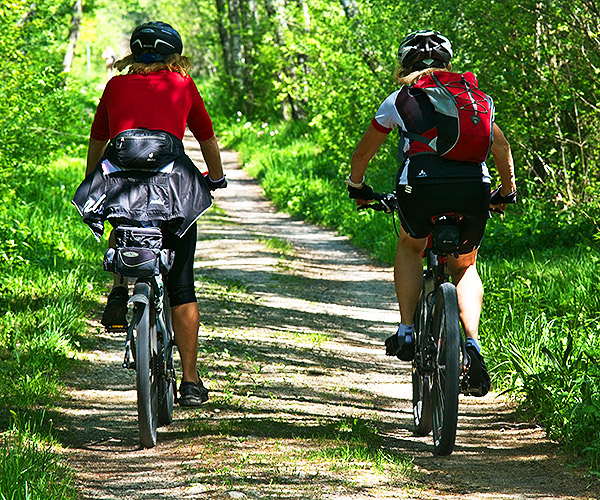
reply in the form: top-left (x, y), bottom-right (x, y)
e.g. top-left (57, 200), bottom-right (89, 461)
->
top-left (0, 156), bottom-right (104, 498)
top-left (479, 245), bottom-right (600, 468)
top-left (0, 158), bottom-right (106, 415)
top-left (306, 417), bottom-right (413, 477)
top-left (0, 414), bottom-right (79, 500)
top-left (186, 416), bottom-right (414, 490)
top-left (257, 236), bottom-right (295, 256)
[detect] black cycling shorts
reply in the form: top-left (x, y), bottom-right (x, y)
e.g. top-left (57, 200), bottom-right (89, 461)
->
top-left (395, 182), bottom-right (491, 254)
top-left (162, 223), bottom-right (197, 306)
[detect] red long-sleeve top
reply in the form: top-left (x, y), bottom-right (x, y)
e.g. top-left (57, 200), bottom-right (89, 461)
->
top-left (90, 70), bottom-right (214, 142)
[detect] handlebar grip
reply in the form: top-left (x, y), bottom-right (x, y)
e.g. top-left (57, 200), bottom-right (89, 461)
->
top-left (356, 192), bottom-right (397, 214)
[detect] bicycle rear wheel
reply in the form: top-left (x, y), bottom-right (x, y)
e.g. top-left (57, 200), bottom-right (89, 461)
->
top-left (412, 283), bottom-right (432, 436)
top-left (132, 292), bottom-right (159, 448)
top-left (431, 282), bottom-right (461, 456)
top-left (157, 301), bottom-right (175, 426)
top-left (157, 354), bottom-right (175, 425)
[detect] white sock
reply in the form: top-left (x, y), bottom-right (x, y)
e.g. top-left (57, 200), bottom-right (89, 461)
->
top-left (397, 323), bottom-right (414, 341)
top-left (465, 337), bottom-right (481, 353)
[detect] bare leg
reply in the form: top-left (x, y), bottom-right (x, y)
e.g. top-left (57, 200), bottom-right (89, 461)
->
top-left (448, 250), bottom-right (483, 340)
top-left (394, 227), bottom-right (428, 324)
top-left (108, 230), bottom-right (128, 289)
top-left (171, 302), bottom-right (200, 384)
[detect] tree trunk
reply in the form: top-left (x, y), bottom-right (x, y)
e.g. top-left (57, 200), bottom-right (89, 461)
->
top-left (339, 0), bottom-right (359, 19)
top-left (16, 3), bottom-right (36, 27)
top-left (339, 0), bottom-right (380, 75)
top-left (264, 0), bottom-right (287, 45)
top-left (228, 0), bottom-right (244, 87)
top-left (241, 0), bottom-right (259, 112)
top-left (289, 0), bottom-right (310, 120)
top-left (62, 0), bottom-right (82, 73)
top-left (215, 0), bottom-right (233, 77)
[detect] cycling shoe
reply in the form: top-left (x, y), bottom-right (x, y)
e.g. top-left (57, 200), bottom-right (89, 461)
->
top-left (465, 344), bottom-right (491, 397)
top-left (101, 286), bottom-right (128, 330)
top-left (385, 331), bottom-right (414, 361)
top-left (179, 378), bottom-right (209, 407)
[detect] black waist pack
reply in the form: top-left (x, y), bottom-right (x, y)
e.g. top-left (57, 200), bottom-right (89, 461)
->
top-left (103, 226), bottom-right (174, 278)
top-left (105, 128), bottom-right (184, 170)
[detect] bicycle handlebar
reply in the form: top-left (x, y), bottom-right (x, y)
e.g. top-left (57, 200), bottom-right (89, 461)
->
top-left (356, 192), bottom-right (397, 214)
top-left (358, 189), bottom-right (511, 215)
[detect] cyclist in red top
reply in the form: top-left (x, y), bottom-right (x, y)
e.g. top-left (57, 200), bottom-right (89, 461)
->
top-left (85, 22), bottom-right (225, 407)
top-left (347, 31), bottom-right (517, 396)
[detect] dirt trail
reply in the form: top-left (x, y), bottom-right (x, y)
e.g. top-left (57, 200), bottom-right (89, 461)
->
top-left (58, 137), bottom-right (599, 499)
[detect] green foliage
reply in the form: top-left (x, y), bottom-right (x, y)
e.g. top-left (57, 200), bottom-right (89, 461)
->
top-left (0, 158), bottom-right (106, 414)
top-left (479, 246), bottom-right (600, 467)
top-left (0, 1), bottom-right (88, 169)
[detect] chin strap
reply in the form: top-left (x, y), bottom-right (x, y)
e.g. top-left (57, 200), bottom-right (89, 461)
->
top-left (134, 52), bottom-right (166, 64)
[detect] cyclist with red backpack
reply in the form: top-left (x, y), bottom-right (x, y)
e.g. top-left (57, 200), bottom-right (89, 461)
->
top-left (347, 30), bottom-right (517, 396)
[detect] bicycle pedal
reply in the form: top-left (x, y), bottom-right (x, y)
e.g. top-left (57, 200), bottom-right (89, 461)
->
top-left (106, 324), bottom-right (128, 333)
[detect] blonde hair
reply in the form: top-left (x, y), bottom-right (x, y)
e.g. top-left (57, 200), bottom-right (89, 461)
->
top-left (114, 53), bottom-right (191, 77)
top-left (395, 63), bottom-right (452, 86)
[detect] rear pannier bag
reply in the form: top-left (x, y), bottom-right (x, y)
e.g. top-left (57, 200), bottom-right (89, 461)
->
top-left (103, 226), bottom-right (174, 278)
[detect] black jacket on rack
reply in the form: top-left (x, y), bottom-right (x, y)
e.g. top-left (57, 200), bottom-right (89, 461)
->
top-left (72, 130), bottom-right (213, 240)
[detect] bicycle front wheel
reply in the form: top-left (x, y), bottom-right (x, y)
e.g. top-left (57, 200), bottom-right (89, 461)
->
top-left (412, 284), bottom-right (432, 436)
top-left (431, 282), bottom-right (461, 456)
top-left (133, 298), bottom-right (159, 448)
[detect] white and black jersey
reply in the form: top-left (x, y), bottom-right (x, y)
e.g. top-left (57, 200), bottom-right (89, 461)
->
top-left (372, 86), bottom-right (491, 186)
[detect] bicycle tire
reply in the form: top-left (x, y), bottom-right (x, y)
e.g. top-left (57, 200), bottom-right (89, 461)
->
top-left (431, 282), bottom-right (461, 456)
top-left (412, 283), bottom-right (432, 436)
top-left (133, 298), bottom-right (159, 448)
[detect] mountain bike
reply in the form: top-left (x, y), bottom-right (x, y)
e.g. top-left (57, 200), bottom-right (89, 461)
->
top-left (104, 226), bottom-right (177, 448)
top-left (362, 192), bottom-right (472, 456)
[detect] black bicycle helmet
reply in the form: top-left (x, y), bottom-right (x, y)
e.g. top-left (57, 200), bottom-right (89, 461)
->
top-left (130, 22), bottom-right (183, 63)
top-left (398, 30), bottom-right (453, 71)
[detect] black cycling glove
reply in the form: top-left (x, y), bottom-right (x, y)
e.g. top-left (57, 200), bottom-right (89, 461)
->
top-left (347, 183), bottom-right (374, 200)
top-left (205, 174), bottom-right (228, 191)
top-left (490, 187), bottom-right (517, 205)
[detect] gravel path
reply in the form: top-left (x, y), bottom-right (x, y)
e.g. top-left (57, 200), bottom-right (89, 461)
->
top-left (58, 137), bottom-right (599, 499)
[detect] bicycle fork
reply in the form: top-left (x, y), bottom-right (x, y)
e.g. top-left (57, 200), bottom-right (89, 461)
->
top-left (122, 281), bottom-right (152, 370)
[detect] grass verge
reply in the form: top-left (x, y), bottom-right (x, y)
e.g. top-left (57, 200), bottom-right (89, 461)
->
top-left (0, 156), bottom-right (106, 498)
top-left (0, 413), bottom-right (79, 500)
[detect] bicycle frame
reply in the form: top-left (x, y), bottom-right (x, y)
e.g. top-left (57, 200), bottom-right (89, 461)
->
top-left (416, 241), bottom-right (469, 384)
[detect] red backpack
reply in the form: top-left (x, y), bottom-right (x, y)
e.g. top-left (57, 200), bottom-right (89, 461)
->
top-left (403, 71), bottom-right (494, 163)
